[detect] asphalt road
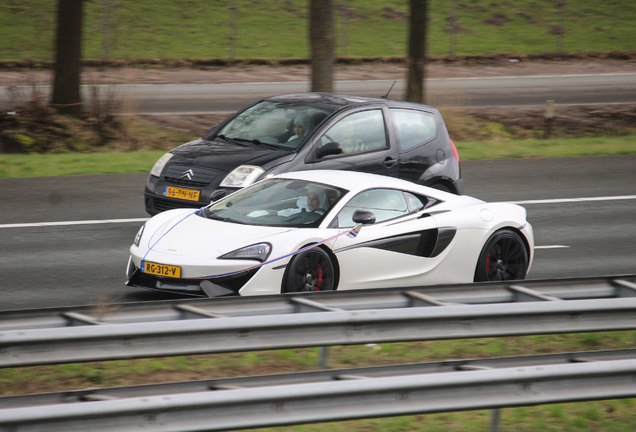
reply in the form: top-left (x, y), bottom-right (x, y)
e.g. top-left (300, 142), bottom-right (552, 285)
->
top-left (1, 155), bottom-right (634, 311)
top-left (2, 73), bottom-right (635, 113)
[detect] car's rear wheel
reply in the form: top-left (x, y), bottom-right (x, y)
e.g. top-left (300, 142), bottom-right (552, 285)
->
top-left (283, 247), bottom-right (336, 293)
top-left (474, 229), bottom-right (529, 282)
top-left (430, 182), bottom-right (452, 193)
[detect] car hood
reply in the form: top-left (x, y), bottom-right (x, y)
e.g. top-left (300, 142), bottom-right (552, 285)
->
top-left (170, 138), bottom-right (294, 171)
top-left (145, 210), bottom-right (295, 256)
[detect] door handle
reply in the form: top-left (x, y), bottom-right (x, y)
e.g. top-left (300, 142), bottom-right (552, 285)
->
top-left (382, 157), bottom-right (398, 168)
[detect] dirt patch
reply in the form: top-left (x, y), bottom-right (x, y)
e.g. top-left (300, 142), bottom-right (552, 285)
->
top-left (3, 55), bottom-right (636, 86)
top-left (484, 13), bottom-right (512, 27)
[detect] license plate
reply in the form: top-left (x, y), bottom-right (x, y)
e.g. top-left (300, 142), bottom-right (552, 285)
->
top-left (163, 186), bottom-right (200, 202)
top-left (142, 261), bottom-right (181, 278)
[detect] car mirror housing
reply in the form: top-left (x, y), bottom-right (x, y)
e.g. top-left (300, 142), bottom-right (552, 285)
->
top-left (210, 190), bottom-right (226, 202)
top-left (316, 142), bottom-right (343, 158)
top-left (352, 209), bottom-right (376, 225)
top-left (202, 125), bottom-right (219, 140)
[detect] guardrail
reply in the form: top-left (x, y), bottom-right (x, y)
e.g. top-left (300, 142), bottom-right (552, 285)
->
top-left (4, 275), bottom-right (636, 332)
top-left (2, 276), bottom-right (636, 367)
top-left (2, 352), bottom-right (636, 432)
top-left (4, 348), bottom-right (636, 409)
top-left (1, 275), bottom-right (636, 432)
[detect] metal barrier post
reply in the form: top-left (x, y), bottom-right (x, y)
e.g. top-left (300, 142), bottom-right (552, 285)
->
top-left (491, 408), bottom-right (501, 432)
top-left (318, 346), bottom-right (330, 369)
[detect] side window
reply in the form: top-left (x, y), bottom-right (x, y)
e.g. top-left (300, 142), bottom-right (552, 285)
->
top-left (335, 189), bottom-right (409, 228)
top-left (404, 192), bottom-right (426, 212)
top-left (319, 109), bottom-right (388, 156)
top-left (392, 109), bottom-right (438, 152)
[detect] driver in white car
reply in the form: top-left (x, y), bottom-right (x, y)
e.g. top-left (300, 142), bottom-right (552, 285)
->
top-left (277, 189), bottom-right (327, 216)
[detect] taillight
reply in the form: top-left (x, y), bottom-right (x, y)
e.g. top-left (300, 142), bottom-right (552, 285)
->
top-left (450, 139), bottom-right (460, 165)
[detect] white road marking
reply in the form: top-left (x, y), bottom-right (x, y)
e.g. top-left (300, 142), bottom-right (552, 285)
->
top-left (535, 245), bottom-right (570, 249)
top-left (0, 218), bottom-right (148, 229)
top-left (510, 195), bottom-right (636, 205)
top-left (1, 195), bottom-right (634, 230)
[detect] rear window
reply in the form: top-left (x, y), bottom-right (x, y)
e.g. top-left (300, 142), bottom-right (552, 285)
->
top-left (391, 109), bottom-right (438, 151)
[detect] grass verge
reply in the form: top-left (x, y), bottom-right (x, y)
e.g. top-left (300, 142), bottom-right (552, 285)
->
top-left (1, 134), bottom-right (635, 178)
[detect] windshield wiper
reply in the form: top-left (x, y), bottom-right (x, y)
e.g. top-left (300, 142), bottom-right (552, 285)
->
top-left (215, 134), bottom-right (249, 147)
top-left (231, 137), bottom-right (281, 150)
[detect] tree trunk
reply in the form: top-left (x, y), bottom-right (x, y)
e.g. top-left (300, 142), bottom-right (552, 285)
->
top-left (51, 0), bottom-right (84, 117)
top-left (309, 0), bottom-right (335, 93)
top-left (405, 0), bottom-right (428, 104)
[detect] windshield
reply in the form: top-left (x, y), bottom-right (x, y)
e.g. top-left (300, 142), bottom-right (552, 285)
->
top-left (215, 101), bottom-right (332, 149)
top-left (201, 178), bottom-right (347, 227)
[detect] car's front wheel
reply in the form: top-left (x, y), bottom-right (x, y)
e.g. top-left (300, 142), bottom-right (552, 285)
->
top-left (283, 247), bottom-right (336, 293)
top-left (474, 229), bottom-right (529, 282)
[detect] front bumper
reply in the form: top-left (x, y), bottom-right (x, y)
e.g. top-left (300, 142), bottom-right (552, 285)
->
top-left (144, 173), bottom-right (240, 216)
top-left (125, 257), bottom-right (257, 297)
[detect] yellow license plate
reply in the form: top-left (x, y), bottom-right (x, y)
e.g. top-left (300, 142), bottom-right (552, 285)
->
top-left (142, 261), bottom-right (181, 278)
top-left (163, 186), bottom-right (200, 202)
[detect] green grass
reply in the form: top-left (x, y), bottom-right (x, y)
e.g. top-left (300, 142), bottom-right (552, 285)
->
top-left (1, 0), bottom-right (634, 63)
top-left (1, 134), bottom-right (634, 178)
top-left (0, 150), bottom-right (167, 178)
top-left (456, 134), bottom-right (636, 160)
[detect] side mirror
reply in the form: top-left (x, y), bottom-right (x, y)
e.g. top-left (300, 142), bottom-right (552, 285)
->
top-left (316, 142), bottom-right (343, 158)
top-left (352, 209), bottom-right (376, 225)
top-left (209, 190), bottom-right (226, 202)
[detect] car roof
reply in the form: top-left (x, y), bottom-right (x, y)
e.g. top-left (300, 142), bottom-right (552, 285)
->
top-left (265, 93), bottom-right (440, 113)
top-left (272, 170), bottom-right (436, 195)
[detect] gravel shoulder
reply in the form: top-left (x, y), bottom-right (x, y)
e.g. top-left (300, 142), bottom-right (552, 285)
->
top-left (1, 58), bottom-right (635, 86)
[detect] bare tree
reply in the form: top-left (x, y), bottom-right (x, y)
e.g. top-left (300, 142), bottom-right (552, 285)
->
top-left (51, 0), bottom-right (84, 117)
top-left (309, 0), bottom-right (335, 92)
top-left (405, 0), bottom-right (428, 103)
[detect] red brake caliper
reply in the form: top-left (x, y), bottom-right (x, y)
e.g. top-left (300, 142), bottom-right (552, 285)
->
top-left (315, 263), bottom-right (323, 291)
top-left (486, 255), bottom-right (491, 275)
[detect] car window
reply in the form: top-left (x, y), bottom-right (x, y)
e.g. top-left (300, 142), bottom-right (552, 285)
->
top-left (391, 109), bottom-right (438, 151)
top-left (404, 191), bottom-right (427, 212)
top-left (216, 101), bottom-right (331, 149)
top-left (334, 188), bottom-right (411, 228)
top-left (318, 109), bottom-right (388, 156)
top-left (203, 178), bottom-right (346, 227)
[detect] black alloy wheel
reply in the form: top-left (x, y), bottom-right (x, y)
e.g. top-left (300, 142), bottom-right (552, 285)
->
top-left (430, 183), bottom-right (452, 193)
top-left (474, 229), bottom-right (529, 282)
top-left (283, 247), bottom-right (336, 293)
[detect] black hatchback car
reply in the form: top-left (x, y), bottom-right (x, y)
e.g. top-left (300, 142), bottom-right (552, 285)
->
top-left (144, 93), bottom-right (463, 215)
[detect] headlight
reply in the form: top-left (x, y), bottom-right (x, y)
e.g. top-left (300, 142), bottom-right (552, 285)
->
top-left (150, 153), bottom-right (173, 177)
top-left (220, 165), bottom-right (265, 187)
top-left (133, 224), bottom-right (145, 247)
top-left (219, 243), bottom-right (271, 262)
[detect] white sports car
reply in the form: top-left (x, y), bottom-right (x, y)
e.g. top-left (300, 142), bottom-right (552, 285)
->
top-left (126, 170), bottom-right (534, 297)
